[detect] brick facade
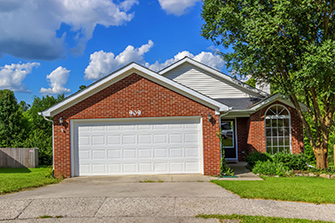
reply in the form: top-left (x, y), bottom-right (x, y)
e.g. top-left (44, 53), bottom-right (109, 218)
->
top-left (53, 73), bottom-right (221, 178)
top-left (245, 101), bottom-right (304, 157)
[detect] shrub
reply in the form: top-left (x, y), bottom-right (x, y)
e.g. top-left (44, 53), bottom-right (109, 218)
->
top-left (246, 151), bottom-right (272, 169)
top-left (252, 160), bottom-right (291, 176)
top-left (272, 152), bottom-right (307, 170)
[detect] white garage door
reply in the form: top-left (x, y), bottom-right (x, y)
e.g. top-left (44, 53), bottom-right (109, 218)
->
top-left (72, 117), bottom-right (202, 176)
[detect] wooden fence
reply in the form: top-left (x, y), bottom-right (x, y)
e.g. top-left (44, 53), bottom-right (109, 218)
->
top-left (0, 148), bottom-right (38, 168)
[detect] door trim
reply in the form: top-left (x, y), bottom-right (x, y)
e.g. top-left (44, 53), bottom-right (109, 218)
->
top-left (219, 118), bottom-right (238, 161)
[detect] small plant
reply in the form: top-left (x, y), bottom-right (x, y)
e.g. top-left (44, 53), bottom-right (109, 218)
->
top-left (139, 180), bottom-right (154, 183)
top-left (252, 160), bottom-right (291, 176)
top-left (245, 151), bottom-right (272, 169)
top-left (39, 215), bottom-right (53, 219)
top-left (44, 166), bottom-right (54, 178)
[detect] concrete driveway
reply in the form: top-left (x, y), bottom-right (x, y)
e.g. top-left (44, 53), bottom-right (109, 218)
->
top-left (1, 175), bottom-right (335, 222)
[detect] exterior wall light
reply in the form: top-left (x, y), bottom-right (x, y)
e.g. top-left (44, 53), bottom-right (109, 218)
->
top-left (59, 117), bottom-right (64, 126)
top-left (208, 114), bottom-right (212, 122)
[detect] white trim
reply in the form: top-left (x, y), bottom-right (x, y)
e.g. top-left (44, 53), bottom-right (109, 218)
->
top-left (199, 117), bottom-right (204, 174)
top-left (70, 116), bottom-right (204, 176)
top-left (220, 118), bottom-right (238, 161)
top-left (264, 104), bottom-right (292, 154)
top-left (159, 57), bottom-right (269, 97)
top-left (250, 94), bottom-right (307, 112)
top-left (223, 118), bottom-right (238, 161)
top-left (40, 63), bottom-right (228, 117)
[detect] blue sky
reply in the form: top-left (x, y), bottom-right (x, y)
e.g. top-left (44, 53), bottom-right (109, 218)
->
top-left (0, 0), bottom-right (229, 105)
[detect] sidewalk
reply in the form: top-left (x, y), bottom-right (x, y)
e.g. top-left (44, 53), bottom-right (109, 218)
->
top-left (212, 162), bottom-right (263, 181)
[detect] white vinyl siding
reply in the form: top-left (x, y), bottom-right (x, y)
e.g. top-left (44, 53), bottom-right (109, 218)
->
top-left (72, 118), bottom-right (202, 176)
top-left (163, 63), bottom-right (261, 99)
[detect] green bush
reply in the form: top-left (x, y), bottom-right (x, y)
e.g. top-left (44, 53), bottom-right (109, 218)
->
top-left (246, 151), bottom-right (272, 169)
top-left (252, 160), bottom-right (291, 176)
top-left (272, 152), bottom-right (307, 170)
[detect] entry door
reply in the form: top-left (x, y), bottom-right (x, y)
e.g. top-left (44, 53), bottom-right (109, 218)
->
top-left (221, 119), bottom-right (237, 159)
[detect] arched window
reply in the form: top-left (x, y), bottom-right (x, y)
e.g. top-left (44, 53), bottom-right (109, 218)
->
top-left (265, 104), bottom-right (291, 154)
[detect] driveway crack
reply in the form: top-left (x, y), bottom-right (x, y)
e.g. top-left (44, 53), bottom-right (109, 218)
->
top-left (93, 197), bottom-right (107, 217)
top-left (173, 196), bottom-right (176, 217)
top-left (15, 199), bottom-right (33, 219)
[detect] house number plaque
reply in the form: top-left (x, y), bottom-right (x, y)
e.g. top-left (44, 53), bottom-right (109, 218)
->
top-left (129, 110), bottom-right (141, 117)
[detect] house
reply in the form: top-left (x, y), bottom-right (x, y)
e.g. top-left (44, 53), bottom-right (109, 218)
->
top-left (39, 57), bottom-right (304, 178)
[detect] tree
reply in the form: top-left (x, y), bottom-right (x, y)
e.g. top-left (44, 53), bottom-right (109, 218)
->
top-left (79, 85), bottom-right (87, 91)
top-left (0, 89), bottom-right (26, 147)
top-left (22, 94), bottom-right (64, 165)
top-left (25, 94), bottom-right (64, 134)
top-left (201, 0), bottom-right (335, 168)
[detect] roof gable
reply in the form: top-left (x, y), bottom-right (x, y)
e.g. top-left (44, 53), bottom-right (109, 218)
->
top-left (159, 57), bottom-right (269, 99)
top-left (40, 63), bottom-right (229, 117)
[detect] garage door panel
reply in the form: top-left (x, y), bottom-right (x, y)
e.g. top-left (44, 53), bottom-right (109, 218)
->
top-left (108, 163), bottom-right (121, 173)
top-left (107, 135), bottom-right (120, 144)
top-left (153, 134), bottom-right (167, 143)
top-left (75, 118), bottom-right (202, 176)
top-left (138, 149), bottom-right (152, 158)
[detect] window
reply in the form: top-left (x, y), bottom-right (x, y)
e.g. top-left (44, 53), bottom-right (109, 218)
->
top-left (265, 104), bottom-right (291, 154)
top-left (221, 120), bottom-right (234, 148)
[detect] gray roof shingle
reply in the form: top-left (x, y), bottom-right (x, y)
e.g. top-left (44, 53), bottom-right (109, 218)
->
top-left (214, 97), bottom-right (263, 110)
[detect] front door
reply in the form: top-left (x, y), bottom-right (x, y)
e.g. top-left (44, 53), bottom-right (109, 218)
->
top-left (221, 119), bottom-right (237, 159)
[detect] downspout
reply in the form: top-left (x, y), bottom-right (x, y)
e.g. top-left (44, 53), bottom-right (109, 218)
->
top-left (38, 113), bottom-right (55, 175)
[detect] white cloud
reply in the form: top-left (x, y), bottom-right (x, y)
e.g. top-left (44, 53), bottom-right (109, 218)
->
top-left (158, 0), bottom-right (200, 16)
top-left (84, 40), bottom-right (154, 80)
top-left (146, 51), bottom-right (225, 71)
top-left (0, 0), bottom-right (138, 60)
top-left (40, 66), bottom-right (71, 94)
top-left (85, 40), bottom-right (224, 80)
top-left (0, 62), bottom-right (40, 92)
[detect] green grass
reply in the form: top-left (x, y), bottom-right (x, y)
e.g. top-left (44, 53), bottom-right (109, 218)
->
top-left (0, 167), bottom-right (60, 194)
top-left (212, 176), bottom-right (335, 204)
top-left (196, 214), bottom-right (333, 223)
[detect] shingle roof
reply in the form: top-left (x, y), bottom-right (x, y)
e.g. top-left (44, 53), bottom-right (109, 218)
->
top-left (214, 97), bottom-right (263, 110)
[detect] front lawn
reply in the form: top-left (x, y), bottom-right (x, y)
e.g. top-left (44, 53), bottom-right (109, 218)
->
top-left (196, 214), bottom-right (333, 223)
top-left (212, 176), bottom-right (335, 204)
top-left (0, 167), bottom-right (60, 194)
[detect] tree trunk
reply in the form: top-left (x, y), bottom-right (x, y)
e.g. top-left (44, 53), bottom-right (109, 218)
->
top-left (314, 147), bottom-right (328, 169)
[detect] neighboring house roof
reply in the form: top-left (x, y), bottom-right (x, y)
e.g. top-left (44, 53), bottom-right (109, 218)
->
top-left (39, 62), bottom-right (230, 117)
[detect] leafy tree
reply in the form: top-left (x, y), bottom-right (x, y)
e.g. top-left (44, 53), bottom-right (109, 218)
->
top-left (201, 0), bottom-right (335, 168)
top-left (0, 90), bottom-right (26, 147)
top-left (21, 94), bottom-right (64, 165)
top-left (79, 85), bottom-right (87, 91)
top-left (25, 94), bottom-right (64, 134)
top-left (245, 78), bottom-right (256, 88)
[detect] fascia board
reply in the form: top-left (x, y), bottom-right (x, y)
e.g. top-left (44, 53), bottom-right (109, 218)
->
top-left (159, 57), bottom-right (269, 97)
top-left (250, 94), bottom-right (308, 112)
top-left (40, 63), bottom-right (229, 117)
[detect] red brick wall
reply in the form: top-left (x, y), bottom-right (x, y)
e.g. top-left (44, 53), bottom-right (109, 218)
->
top-left (236, 117), bottom-right (249, 161)
top-left (53, 73), bottom-right (220, 178)
top-left (246, 101), bottom-right (304, 155)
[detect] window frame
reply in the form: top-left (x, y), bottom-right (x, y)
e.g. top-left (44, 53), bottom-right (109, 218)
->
top-left (264, 104), bottom-right (292, 154)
